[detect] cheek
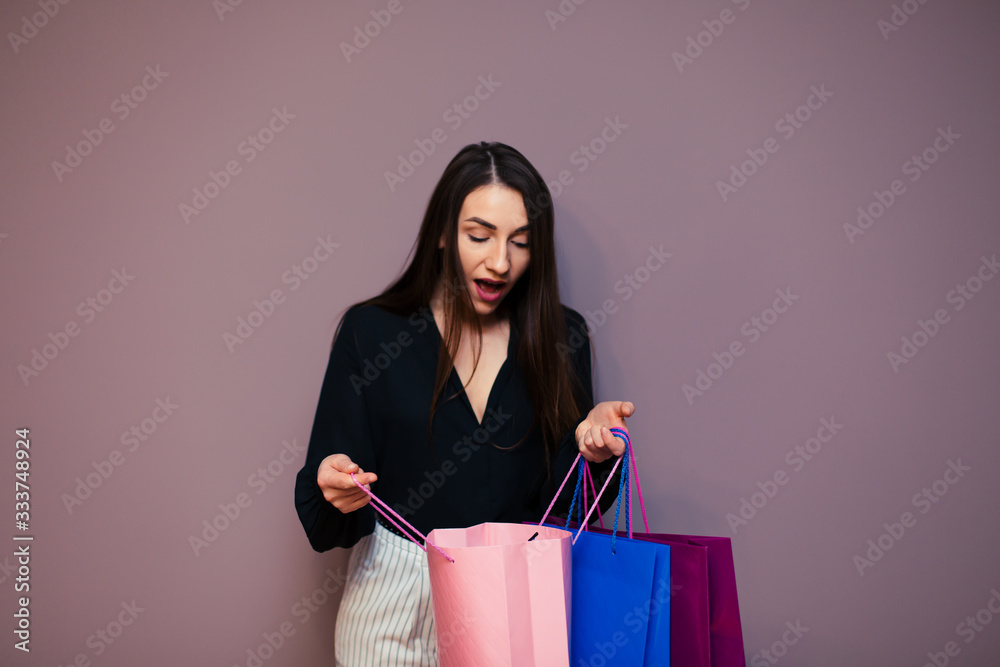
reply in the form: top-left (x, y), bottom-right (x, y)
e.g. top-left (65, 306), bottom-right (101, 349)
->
top-left (456, 246), bottom-right (476, 274)
top-left (514, 256), bottom-right (530, 281)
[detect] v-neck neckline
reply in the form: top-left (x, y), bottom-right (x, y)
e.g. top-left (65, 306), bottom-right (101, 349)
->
top-left (429, 307), bottom-right (516, 428)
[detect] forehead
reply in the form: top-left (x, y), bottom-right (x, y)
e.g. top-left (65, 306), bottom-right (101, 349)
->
top-left (459, 185), bottom-right (529, 229)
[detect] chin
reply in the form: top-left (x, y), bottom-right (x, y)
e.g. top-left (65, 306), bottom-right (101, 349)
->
top-left (474, 302), bottom-right (499, 315)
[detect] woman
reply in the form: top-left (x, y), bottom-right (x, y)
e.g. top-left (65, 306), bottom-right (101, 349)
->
top-left (294, 141), bottom-right (635, 666)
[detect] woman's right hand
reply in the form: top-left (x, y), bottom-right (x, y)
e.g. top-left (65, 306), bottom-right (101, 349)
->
top-left (317, 453), bottom-right (378, 514)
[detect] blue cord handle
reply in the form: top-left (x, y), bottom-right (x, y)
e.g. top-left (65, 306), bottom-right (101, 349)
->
top-left (568, 427), bottom-right (632, 554)
top-left (609, 428), bottom-right (631, 554)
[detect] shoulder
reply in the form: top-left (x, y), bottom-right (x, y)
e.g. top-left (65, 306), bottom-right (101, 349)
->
top-left (556, 304), bottom-right (591, 368)
top-left (560, 304), bottom-right (586, 332)
top-left (559, 304), bottom-right (590, 349)
top-left (338, 302), bottom-right (420, 350)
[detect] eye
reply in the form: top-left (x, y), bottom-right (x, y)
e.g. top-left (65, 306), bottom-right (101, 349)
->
top-left (467, 234), bottom-right (528, 248)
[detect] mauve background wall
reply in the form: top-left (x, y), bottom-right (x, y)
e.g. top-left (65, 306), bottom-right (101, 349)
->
top-left (2, 0), bottom-right (998, 665)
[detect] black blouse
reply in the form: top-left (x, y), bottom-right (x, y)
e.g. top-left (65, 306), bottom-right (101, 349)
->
top-left (294, 301), bottom-right (620, 552)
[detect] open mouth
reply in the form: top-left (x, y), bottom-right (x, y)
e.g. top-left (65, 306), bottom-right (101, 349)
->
top-left (474, 279), bottom-right (506, 300)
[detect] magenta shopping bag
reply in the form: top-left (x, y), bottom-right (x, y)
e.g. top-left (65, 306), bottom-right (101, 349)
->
top-left (639, 533), bottom-right (744, 667)
top-left (540, 429), bottom-right (746, 667)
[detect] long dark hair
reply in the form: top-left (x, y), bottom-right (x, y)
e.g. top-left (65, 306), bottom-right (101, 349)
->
top-left (333, 141), bottom-right (592, 472)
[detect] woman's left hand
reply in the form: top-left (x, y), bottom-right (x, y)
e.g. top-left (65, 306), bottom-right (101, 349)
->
top-left (576, 401), bottom-right (635, 463)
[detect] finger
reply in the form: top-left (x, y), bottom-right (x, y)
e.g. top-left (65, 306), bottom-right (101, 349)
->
top-left (337, 485), bottom-right (370, 504)
top-left (579, 446), bottom-right (606, 464)
top-left (579, 426), bottom-right (611, 463)
top-left (612, 400), bottom-right (635, 420)
top-left (335, 493), bottom-right (372, 514)
top-left (324, 486), bottom-right (361, 505)
top-left (351, 471), bottom-right (378, 486)
top-left (322, 469), bottom-right (377, 491)
top-left (584, 426), bottom-right (624, 460)
top-left (603, 426), bottom-right (626, 456)
top-left (324, 453), bottom-right (358, 472)
top-left (591, 425), bottom-right (617, 454)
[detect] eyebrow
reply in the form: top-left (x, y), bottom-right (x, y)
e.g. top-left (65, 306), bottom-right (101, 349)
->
top-left (464, 217), bottom-right (530, 233)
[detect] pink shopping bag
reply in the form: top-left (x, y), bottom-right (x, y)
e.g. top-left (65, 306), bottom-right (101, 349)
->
top-left (427, 523), bottom-right (572, 667)
top-left (351, 474), bottom-right (573, 667)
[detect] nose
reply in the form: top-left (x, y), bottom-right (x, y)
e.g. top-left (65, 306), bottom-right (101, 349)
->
top-left (486, 240), bottom-right (510, 275)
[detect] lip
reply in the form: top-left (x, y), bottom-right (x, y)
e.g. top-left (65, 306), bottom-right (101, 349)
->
top-left (473, 278), bottom-right (506, 302)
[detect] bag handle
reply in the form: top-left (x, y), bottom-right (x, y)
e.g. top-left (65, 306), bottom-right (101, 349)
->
top-left (593, 428), bottom-right (649, 552)
top-left (583, 462), bottom-right (605, 529)
top-left (562, 437), bottom-right (634, 533)
top-left (538, 427), bottom-right (649, 550)
top-left (617, 428), bottom-right (648, 534)
top-left (350, 473), bottom-right (455, 563)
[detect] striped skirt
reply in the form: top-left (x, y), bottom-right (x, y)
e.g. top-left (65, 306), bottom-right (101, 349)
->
top-left (334, 520), bottom-right (438, 666)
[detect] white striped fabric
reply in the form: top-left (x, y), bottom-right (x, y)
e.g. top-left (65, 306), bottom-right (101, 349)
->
top-left (334, 521), bottom-right (438, 666)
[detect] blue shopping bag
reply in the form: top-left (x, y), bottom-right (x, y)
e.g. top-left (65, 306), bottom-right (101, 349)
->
top-left (539, 428), bottom-right (671, 666)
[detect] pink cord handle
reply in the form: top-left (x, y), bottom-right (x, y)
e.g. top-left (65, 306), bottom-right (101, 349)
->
top-left (628, 434), bottom-right (649, 533)
top-left (538, 452), bottom-right (583, 528)
top-left (538, 428), bottom-right (647, 543)
top-left (351, 474), bottom-right (455, 563)
top-left (573, 456), bottom-right (624, 544)
top-left (537, 450), bottom-right (625, 545)
top-left (584, 462), bottom-right (605, 529)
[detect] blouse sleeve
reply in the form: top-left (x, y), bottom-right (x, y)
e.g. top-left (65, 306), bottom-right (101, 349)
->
top-left (534, 307), bottom-right (623, 522)
top-left (294, 305), bottom-right (377, 552)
